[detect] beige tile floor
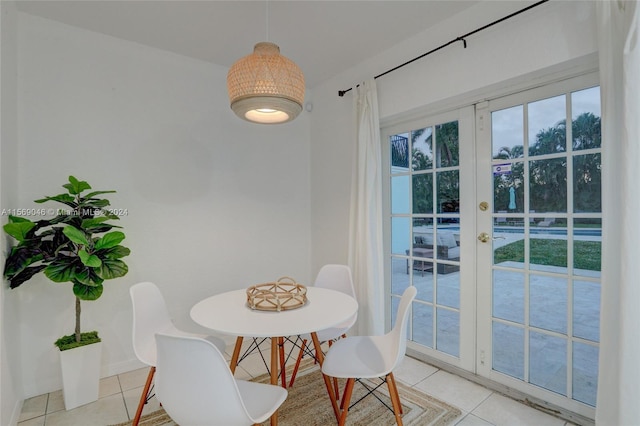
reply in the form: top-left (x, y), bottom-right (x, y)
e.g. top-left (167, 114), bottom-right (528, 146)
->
top-left (18, 338), bottom-right (577, 426)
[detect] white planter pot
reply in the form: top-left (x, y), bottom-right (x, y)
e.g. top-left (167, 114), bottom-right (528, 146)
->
top-left (59, 341), bottom-right (103, 410)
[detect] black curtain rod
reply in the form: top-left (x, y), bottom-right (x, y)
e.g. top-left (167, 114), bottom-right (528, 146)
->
top-left (338, 0), bottom-right (549, 97)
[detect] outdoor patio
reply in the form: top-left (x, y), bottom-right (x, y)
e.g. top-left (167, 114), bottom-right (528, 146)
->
top-left (390, 228), bottom-right (600, 407)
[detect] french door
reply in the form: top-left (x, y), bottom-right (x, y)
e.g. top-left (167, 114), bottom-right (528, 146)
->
top-left (383, 106), bottom-right (476, 373)
top-left (476, 74), bottom-right (600, 418)
top-left (383, 72), bottom-right (601, 419)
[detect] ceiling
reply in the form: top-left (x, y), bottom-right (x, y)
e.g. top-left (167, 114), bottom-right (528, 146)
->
top-left (15, 0), bottom-right (481, 89)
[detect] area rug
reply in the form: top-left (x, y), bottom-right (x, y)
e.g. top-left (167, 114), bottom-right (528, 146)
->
top-left (113, 363), bottom-right (460, 426)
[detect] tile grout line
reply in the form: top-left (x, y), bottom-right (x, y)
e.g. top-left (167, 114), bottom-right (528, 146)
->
top-left (42, 392), bottom-right (50, 425)
top-left (116, 373), bottom-right (132, 420)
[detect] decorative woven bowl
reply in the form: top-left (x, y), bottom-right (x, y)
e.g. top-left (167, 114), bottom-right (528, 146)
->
top-left (246, 277), bottom-right (307, 312)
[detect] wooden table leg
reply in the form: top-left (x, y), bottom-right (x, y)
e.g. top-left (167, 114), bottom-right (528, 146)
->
top-left (270, 337), bottom-right (279, 426)
top-left (310, 332), bottom-right (325, 365)
top-left (229, 336), bottom-right (243, 374)
top-left (278, 337), bottom-right (287, 388)
top-left (311, 332), bottom-right (340, 422)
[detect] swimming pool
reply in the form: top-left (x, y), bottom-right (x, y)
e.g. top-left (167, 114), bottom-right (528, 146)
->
top-left (436, 226), bottom-right (602, 237)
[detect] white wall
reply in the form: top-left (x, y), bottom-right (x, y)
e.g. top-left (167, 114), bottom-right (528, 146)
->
top-left (13, 13), bottom-right (311, 398)
top-left (310, 1), bottom-right (597, 292)
top-left (1, 2), bottom-right (23, 424)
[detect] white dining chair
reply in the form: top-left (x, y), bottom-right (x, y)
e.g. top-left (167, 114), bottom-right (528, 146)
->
top-left (155, 333), bottom-right (288, 426)
top-left (321, 286), bottom-right (417, 426)
top-left (288, 264), bottom-right (357, 392)
top-left (129, 281), bottom-right (227, 426)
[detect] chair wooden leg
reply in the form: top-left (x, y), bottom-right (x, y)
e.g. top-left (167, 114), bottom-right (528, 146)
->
top-left (326, 340), bottom-right (341, 401)
top-left (339, 380), bottom-right (349, 410)
top-left (387, 372), bottom-right (403, 415)
top-left (229, 336), bottom-right (243, 374)
top-left (386, 373), bottom-right (404, 425)
top-left (335, 334), bottom-right (347, 401)
top-left (338, 378), bottom-right (355, 426)
top-left (311, 332), bottom-right (340, 422)
top-left (133, 366), bottom-right (155, 426)
top-left (278, 337), bottom-right (287, 388)
top-left (270, 337), bottom-right (279, 426)
top-left (270, 337), bottom-right (279, 385)
top-left (288, 338), bottom-right (307, 387)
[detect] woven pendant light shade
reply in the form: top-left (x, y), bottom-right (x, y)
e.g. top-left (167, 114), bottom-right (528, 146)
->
top-left (227, 42), bottom-right (305, 124)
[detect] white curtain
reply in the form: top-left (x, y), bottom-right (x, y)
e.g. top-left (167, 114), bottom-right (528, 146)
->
top-left (348, 79), bottom-right (384, 336)
top-left (596, 1), bottom-right (640, 424)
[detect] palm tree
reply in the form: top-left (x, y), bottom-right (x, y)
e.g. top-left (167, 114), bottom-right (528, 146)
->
top-left (572, 112), bottom-right (602, 212)
top-left (435, 122), bottom-right (459, 167)
top-left (572, 112), bottom-right (601, 150)
top-left (530, 120), bottom-right (566, 156)
top-left (494, 144), bottom-right (524, 160)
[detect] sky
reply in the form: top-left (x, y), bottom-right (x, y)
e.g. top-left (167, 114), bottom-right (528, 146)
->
top-left (491, 86), bottom-right (600, 158)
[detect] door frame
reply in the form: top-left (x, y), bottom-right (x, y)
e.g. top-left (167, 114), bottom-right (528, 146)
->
top-left (380, 57), bottom-right (600, 422)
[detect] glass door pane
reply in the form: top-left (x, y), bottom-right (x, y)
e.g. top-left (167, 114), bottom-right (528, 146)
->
top-left (388, 119), bottom-right (462, 359)
top-left (480, 82), bottom-right (601, 415)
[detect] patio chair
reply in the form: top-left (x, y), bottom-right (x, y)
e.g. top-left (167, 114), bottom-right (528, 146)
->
top-left (496, 211), bottom-right (508, 225)
top-left (537, 218), bottom-right (556, 227)
top-left (413, 232), bottom-right (459, 274)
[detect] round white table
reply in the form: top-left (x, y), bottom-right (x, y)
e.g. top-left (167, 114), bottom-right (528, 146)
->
top-left (190, 287), bottom-right (358, 425)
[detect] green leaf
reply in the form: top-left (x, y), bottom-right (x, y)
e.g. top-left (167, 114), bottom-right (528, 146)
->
top-left (86, 224), bottom-right (119, 234)
top-left (63, 176), bottom-right (91, 195)
top-left (99, 245), bottom-right (131, 259)
top-left (44, 257), bottom-right (77, 282)
top-left (3, 246), bottom-right (44, 278)
top-left (34, 193), bottom-right (76, 206)
top-left (48, 213), bottom-right (76, 225)
top-left (98, 259), bottom-right (128, 279)
top-left (79, 199), bottom-right (110, 209)
top-left (82, 190), bottom-right (116, 199)
top-left (40, 228), bottom-right (73, 257)
top-left (7, 215), bottom-right (32, 223)
top-left (3, 220), bottom-right (36, 242)
top-left (78, 249), bottom-right (102, 267)
top-left (94, 210), bottom-right (119, 220)
top-left (7, 265), bottom-right (47, 289)
top-left (74, 267), bottom-right (104, 286)
top-left (62, 226), bottom-right (89, 246)
top-left (73, 281), bottom-right (103, 301)
top-left (94, 231), bottom-right (125, 250)
top-left (81, 217), bottom-right (111, 229)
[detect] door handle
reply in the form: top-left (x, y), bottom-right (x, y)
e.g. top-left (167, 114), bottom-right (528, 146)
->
top-left (477, 232), bottom-right (506, 243)
top-left (478, 232), bottom-right (490, 243)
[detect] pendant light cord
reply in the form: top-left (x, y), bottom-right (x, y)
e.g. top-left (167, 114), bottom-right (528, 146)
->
top-left (338, 0), bottom-right (549, 97)
top-left (265, 0), bottom-right (270, 42)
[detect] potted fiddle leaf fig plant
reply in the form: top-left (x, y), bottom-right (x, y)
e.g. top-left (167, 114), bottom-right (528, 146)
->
top-left (3, 176), bottom-right (130, 409)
